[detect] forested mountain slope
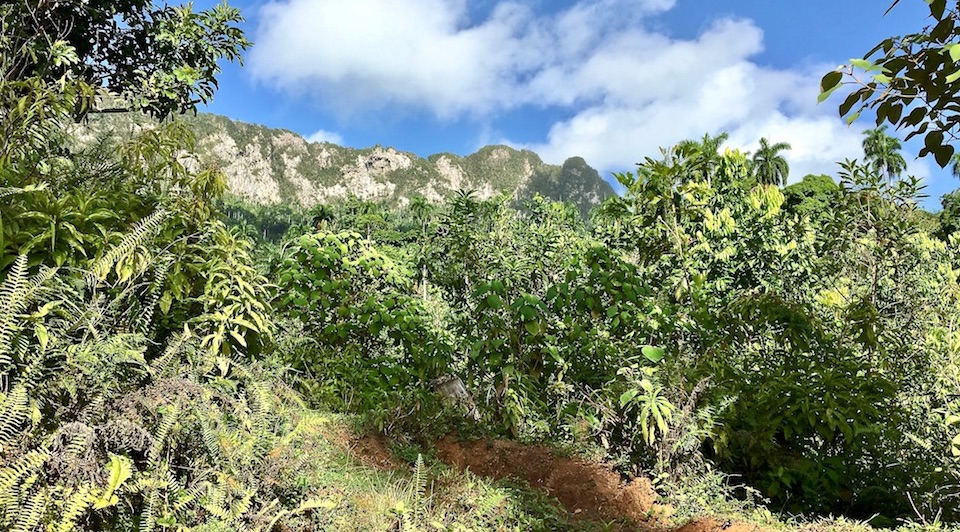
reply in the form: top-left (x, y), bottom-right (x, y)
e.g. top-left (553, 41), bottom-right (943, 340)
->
top-left (79, 112), bottom-right (614, 217)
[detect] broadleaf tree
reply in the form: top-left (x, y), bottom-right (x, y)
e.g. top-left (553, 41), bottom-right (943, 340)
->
top-left (0, 0), bottom-right (250, 119)
top-left (820, 0), bottom-right (960, 167)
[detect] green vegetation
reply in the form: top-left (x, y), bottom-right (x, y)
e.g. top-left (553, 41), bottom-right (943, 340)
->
top-left (82, 113), bottom-right (616, 216)
top-left (783, 174), bottom-right (840, 219)
top-left (5, 1), bottom-right (960, 531)
top-left (862, 127), bottom-right (908, 183)
top-left (752, 137), bottom-right (792, 187)
top-left (821, 0), bottom-right (960, 166)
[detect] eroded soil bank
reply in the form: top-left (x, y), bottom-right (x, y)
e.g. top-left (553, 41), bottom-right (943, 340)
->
top-left (348, 432), bottom-right (764, 532)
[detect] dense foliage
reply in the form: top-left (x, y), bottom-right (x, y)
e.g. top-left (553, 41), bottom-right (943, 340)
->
top-left (0, 2), bottom-right (327, 530)
top-left (6, 0), bottom-right (960, 530)
top-left (237, 145), bottom-right (960, 524)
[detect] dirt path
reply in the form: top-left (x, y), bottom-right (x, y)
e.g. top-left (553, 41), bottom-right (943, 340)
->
top-left (434, 435), bottom-right (668, 528)
top-left (348, 433), bottom-right (764, 532)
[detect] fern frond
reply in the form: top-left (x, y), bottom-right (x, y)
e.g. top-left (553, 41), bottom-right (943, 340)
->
top-left (246, 381), bottom-right (274, 455)
top-left (0, 258), bottom-right (59, 372)
top-left (149, 334), bottom-right (185, 378)
top-left (0, 384), bottom-right (29, 451)
top-left (230, 491), bottom-right (253, 520)
top-left (77, 396), bottom-right (104, 425)
top-left (0, 184), bottom-right (46, 201)
top-left (412, 453), bottom-right (427, 520)
top-left (10, 489), bottom-right (45, 532)
top-left (198, 415), bottom-right (222, 463)
top-left (413, 454), bottom-right (426, 501)
top-left (0, 256), bottom-right (28, 368)
top-left (170, 480), bottom-right (204, 513)
top-left (202, 484), bottom-right (230, 520)
top-left (0, 449), bottom-right (49, 501)
top-left (265, 497), bottom-right (335, 530)
top-left (139, 487), bottom-right (158, 532)
top-left (270, 380), bottom-right (307, 411)
top-left (90, 209), bottom-right (167, 284)
top-left (60, 428), bottom-right (93, 461)
top-left (164, 468), bottom-right (182, 495)
top-left (54, 486), bottom-right (97, 532)
top-left (132, 256), bottom-right (173, 335)
top-left (147, 404), bottom-right (178, 471)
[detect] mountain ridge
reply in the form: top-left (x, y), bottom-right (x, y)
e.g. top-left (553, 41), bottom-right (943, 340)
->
top-left (81, 112), bottom-right (616, 217)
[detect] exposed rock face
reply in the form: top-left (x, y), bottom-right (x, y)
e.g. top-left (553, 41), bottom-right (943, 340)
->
top-left (202, 131), bottom-right (282, 203)
top-left (81, 113), bottom-right (616, 216)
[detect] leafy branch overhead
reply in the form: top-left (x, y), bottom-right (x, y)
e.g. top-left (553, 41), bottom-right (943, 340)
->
top-left (820, 0), bottom-right (960, 166)
top-left (0, 0), bottom-right (250, 119)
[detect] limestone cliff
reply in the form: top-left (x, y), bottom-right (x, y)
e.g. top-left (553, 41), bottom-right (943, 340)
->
top-left (82, 112), bottom-right (615, 216)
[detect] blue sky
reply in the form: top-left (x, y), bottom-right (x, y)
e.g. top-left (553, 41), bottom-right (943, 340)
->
top-left (197, 0), bottom-right (955, 209)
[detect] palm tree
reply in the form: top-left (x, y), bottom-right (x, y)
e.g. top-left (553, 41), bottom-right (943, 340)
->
top-left (949, 152), bottom-right (960, 180)
top-left (862, 126), bottom-right (907, 183)
top-left (409, 194), bottom-right (433, 235)
top-left (677, 131), bottom-right (729, 183)
top-left (751, 137), bottom-right (792, 186)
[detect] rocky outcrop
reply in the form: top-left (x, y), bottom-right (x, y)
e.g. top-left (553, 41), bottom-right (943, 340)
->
top-left (81, 112), bottom-right (616, 216)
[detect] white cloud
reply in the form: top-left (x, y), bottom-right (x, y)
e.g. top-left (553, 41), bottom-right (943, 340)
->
top-left (305, 128), bottom-right (344, 145)
top-left (250, 0), bottom-right (543, 116)
top-left (250, 0), bottom-right (677, 115)
top-left (249, 0), bottom-right (928, 183)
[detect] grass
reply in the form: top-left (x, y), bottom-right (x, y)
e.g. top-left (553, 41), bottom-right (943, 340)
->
top-left (284, 411), bottom-right (960, 531)
top-left (263, 411), bottom-right (601, 531)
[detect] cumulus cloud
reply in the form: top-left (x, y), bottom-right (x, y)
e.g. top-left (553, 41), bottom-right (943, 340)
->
top-left (249, 0), bottom-right (676, 115)
top-left (250, 0), bottom-right (543, 116)
top-left (249, 0), bottom-right (928, 182)
top-left (305, 128), bottom-right (344, 145)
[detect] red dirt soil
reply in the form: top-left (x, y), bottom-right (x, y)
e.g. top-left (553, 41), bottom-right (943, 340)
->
top-left (674, 517), bottom-right (763, 532)
top-left (434, 435), bottom-right (671, 527)
top-left (347, 432), bottom-right (400, 470)
top-left (348, 433), bottom-right (767, 532)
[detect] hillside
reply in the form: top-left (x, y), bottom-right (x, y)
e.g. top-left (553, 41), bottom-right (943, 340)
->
top-left (79, 112), bottom-right (615, 216)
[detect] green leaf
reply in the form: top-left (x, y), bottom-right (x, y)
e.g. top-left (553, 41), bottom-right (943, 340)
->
top-left (888, 103), bottom-right (904, 124)
top-left (524, 321), bottom-right (543, 336)
top-left (95, 455), bottom-right (132, 509)
top-left (820, 71), bottom-right (843, 93)
top-left (905, 106), bottom-right (927, 126)
top-left (547, 286), bottom-right (560, 301)
top-left (818, 84), bottom-right (841, 103)
top-left (935, 144), bottom-right (955, 167)
top-left (850, 58), bottom-right (876, 71)
top-left (520, 305), bottom-right (537, 321)
top-left (838, 91), bottom-right (861, 117)
top-left (35, 324), bottom-right (48, 351)
top-left (925, 130), bottom-right (945, 152)
top-left (229, 329), bottom-right (247, 348)
top-left (620, 389), bottom-right (639, 408)
top-left (642, 345), bottom-right (665, 363)
top-left (931, 0), bottom-right (947, 21)
top-left (948, 43), bottom-right (960, 62)
top-left (639, 379), bottom-right (654, 393)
